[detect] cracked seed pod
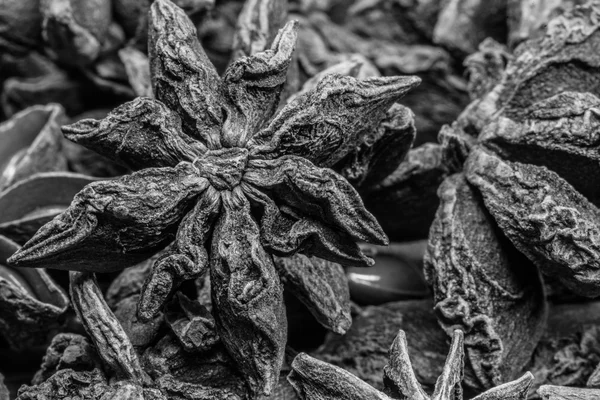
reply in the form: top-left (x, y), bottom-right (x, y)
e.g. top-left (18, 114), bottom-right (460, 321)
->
top-left (0, 235), bottom-right (69, 350)
top-left (0, 104), bottom-right (67, 191)
top-left (424, 173), bottom-right (547, 391)
top-left (465, 147), bottom-right (600, 297)
top-left (8, 0), bottom-right (420, 395)
top-left (289, 330), bottom-right (535, 400)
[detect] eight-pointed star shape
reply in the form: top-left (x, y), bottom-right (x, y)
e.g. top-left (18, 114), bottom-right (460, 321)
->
top-left (8, 0), bottom-right (420, 396)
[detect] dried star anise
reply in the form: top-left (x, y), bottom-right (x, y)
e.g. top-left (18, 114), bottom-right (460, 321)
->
top-left (288, 329), bottom-right (534, 400)
top-left (8, 0), bottom-right (420, 395)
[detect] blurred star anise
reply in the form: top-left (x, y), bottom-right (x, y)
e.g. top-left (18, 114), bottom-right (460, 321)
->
top-left (9, 0), bottom-right (420, 395)
top-left (288, 329), bottom-right (534, 400)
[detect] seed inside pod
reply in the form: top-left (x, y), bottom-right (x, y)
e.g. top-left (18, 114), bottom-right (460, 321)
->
top-left (347, 241), bottom-right (429, 305)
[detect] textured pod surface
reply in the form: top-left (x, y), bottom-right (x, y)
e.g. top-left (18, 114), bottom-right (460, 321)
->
top-left (314, 300), bottom-right (448, 391)
top-left (245, 156), bottom-right (387, 245)
top-left (0, 236), bottom-right (69, 350)
top-left (479, 92), bottom-right (600, 207)
top-left (538, 385), bottom-right (600, 400)
top-left (149, 0), bottom-right (224, 148)
top-left (221, 21), bottom-right (298, 146)
top-left (164, 292), bottom-right (219, 353)
top-left (465, 147), bottom-right (600, 297)
top-left (274, 254), bottom-right (350, 334)
top-left (336, 103), bottom-right (416, 190)
top-left (62, 98), bottom-right (199, 171)
top-left (424, 173), bottom-right (547, 390)
top-left (291, 329), bottom-right (534, 400)
top-left (243, 182), bottom-right (374, 268)
top-left (9, 164), bottom-right (208, 272)
top-left (526, 301), bottom-right (600, 393)
top-left (289, 353), bottom-right (391, 400)
top-left (210, 192), bottom-right (286, 396)
top-left (250, 74), bottom-right (420, 167)
top-left (69, 272), bottom-right (148, 385)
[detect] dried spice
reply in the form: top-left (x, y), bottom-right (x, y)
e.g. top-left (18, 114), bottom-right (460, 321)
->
top-left (537, 385), bottom-right (600, 399)
top-left (465, 147), bottom-right (600, 297)
top-left (164, 292), bottom-right (219, 353)
top-left (289, 6), bottom-right (469, 144)
top-left (526, 301), bottom-right (600, 394)
top-left (479, 92), bottom-right (600, 207)
top-left (70, 271), bottom-right (150, 385)
top-left (289, 329), bottom-right (534, 400)
top-left (143, 332), bottom-right (249, 399)
top-left (8, 0), bottom-right (421, 395)
top-left (274, 254), bottom-right (351, 334)
top-left (0, 235), bottom-right (69, 350)
top-left (425, 173), bottom-right (547, 391)
top-left (313, 300), bottom-right (448, 391)
top-left (31, 333), bottom-right (102, 385)
top-left (0, 104), bottom-right (67, 191)
top-left (455, 1), bottom-right (600, 135)
top-left (0, 172), bottom-right (99, 245)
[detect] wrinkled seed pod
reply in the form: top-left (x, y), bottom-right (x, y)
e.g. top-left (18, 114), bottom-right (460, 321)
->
top-left (424, 173), bottom-right (547, 391)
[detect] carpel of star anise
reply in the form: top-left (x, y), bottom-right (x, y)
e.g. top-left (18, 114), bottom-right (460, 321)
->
top-left (288, 329), bottom-right (534, 400)
top-left (8, 0), bottom-right (421, 395)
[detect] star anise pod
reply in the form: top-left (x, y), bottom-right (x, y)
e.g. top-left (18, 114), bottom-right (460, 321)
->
top-left (288, 329), bottom-right (534, 400)
top-left (8, 0), bottom-right (420, 395)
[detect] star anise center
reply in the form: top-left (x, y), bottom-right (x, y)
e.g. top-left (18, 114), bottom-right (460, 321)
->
top-left (193, 148), bottom-right (249, 191)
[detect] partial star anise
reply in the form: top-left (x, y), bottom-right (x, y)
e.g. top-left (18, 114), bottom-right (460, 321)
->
top-left (288, 329), bottom-right (534, 400)
top-left (8, 0), bottom-right (420, 395)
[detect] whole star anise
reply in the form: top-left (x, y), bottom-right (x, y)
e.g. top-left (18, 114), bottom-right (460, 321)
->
top-left (8, 0), bottom-right (420, 395)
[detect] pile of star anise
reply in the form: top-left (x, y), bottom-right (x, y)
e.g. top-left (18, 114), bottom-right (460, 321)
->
top-left (2, 0), bottom-right (600, 399)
